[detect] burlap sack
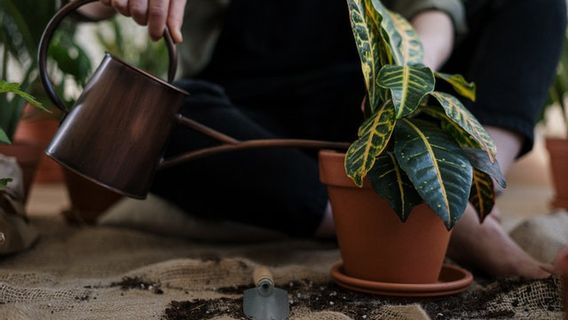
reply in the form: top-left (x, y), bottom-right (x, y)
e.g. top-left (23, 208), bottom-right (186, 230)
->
top-left (510, 211), bottom-right (568, 264)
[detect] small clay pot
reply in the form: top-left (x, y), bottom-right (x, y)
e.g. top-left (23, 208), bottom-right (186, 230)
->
top-left (62, 168), bottom-right (122, 224)
top-left (15, 117), bottom-right (64, 184)
top-left (545, 138), bottom-right (568, 210)
top-left (319, 150), bottom-right (451, 284)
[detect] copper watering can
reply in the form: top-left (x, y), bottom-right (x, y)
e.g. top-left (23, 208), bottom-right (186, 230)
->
top-left (39, 0), bottom-right (348, 199)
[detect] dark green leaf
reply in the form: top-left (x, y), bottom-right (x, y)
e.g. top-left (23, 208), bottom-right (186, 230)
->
top-left (394, 119), bottom-right (473, 229)
top-left (428, 92), bottom-right (497, 162)
top-left (461, 147), bottom-right (506, 190)
top-left (370, 152), bottom-right (422, 221)
top-left (378, 65), bottom-right (435, 118)
top-left (469, 169), bottom-right (496, 222)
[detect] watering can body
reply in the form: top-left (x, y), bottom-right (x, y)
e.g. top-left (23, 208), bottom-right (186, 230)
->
top-left (39, 0), bottom-right (348, 200)
top-left (46, 54), bottom-right (187, 199)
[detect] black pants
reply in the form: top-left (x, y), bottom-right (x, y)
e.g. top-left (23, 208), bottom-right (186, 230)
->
top-left (151, 0), bottom-right (566, 237)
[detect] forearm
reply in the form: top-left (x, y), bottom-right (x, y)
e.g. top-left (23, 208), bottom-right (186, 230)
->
top-left (411, 10), bottom-right (454, 71)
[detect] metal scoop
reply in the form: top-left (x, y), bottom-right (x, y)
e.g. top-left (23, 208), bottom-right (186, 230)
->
top-left (243, 266), bottom-right (289, 320)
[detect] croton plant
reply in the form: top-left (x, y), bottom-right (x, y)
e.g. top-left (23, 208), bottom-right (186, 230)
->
top-left (345, 0), bottom-right (506, 229)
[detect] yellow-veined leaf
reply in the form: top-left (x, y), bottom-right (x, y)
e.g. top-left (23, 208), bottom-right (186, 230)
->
top-left (370, 0), bottom-right (424, 66)
top-left (422, 107), bottom-right (506, 190)
top-left (369, 152), bottom-right (422, 221)
top-left (345, 100), bottom-right (396, 186)
top-left (346, 0), bottom-right (392, 110)
top-left (388, 12), bottom-right (424, 65)
top-left (394, 119), bottom-right (473, 229)
top-left (436, 72), bottom-right (476, 102)
top-left (378, 65), bottom-right (435, 118)
top-left (469, 169), bottom-right (495, 222)
top-left (429, 92), bottom-right (497, 162)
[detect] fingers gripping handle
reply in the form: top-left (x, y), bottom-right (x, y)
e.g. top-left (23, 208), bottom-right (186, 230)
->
top-left (38, 0), bottom-right (178, 112)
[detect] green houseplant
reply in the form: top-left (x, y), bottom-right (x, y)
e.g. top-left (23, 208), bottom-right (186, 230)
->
top-left (545, 30), bottom-right (568, 210)
top-left (1, 0), bottom-right (92, 187)
top-left (319, 0), bottom-right (505, 286)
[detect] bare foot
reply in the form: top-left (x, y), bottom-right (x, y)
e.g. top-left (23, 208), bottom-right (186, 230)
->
top-left (447, 205), bottom-right (551, 279)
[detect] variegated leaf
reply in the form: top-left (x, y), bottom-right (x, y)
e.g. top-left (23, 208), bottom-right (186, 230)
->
top-left (461, 147), bottom-right (506, 190)
top-left (378, 65), bottom-right (435, 118)
top-left (346, 100), bottom-right (396, 186)
top-left (370, 0), bottom-right (424, 66)
top-left (423, 107), bottom-right (506, 189)
top-left (423, 107), bottom-right (482, 149)
top-left (346, 0), bottom-right (389, 109)
top-left (394, 119), bottom-right (473, 229)
top-left (469, 169), bottom-right (495, 222)
top-left (0, 128), bottom-right (10, 144)
top-left (388, 12), bottom-right (424, 65)
top-left (369, 152), bottom-right (422, 221)
top-left (429, 92), bottom-right (497, 162)
top-left (435, 72), bottom-right (476, 102)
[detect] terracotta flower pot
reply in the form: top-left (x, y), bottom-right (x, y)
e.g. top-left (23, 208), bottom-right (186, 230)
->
top-left (14, 118), bottom-right (64, 184)
top-left (545, 138), bottom-right (568, 210)
top-left (0, 142), bottom-right (42, 202)
top-left (319, 150), bottom-right (451, 284)
top-left (62, 168), bottom-right (122, 224)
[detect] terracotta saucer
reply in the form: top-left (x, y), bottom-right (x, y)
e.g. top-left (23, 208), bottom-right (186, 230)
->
top-left (330, 262), bottom-right (473, 297)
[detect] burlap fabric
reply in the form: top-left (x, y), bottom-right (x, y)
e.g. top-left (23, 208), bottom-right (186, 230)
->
top-left (0, 196), bottom-right (563, 319)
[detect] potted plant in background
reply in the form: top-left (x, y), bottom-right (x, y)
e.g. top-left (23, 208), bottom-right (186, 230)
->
top-left (545, 31), bottom-right (568, 211)
top-left (0, 0), bottom-right (92, 186)
top-left (319, 0), bottom-right (505, 294)
top-left (0, 81), bottom-right (46, 197)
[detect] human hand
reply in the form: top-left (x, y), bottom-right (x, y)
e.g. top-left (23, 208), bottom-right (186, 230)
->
top-left (411, 10), bottom-right (455, 71)
top-left (99, 0), bottom-right (187, 43)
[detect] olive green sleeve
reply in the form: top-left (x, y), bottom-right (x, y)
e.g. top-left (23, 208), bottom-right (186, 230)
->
top-left (384, 0), bottom-right (467, 37)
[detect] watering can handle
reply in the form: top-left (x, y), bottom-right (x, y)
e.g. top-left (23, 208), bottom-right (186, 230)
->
top-left (38, 0), bottom-right (178, 113)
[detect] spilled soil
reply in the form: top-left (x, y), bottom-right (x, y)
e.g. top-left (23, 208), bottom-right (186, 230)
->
top-left (162, 277), bottom-right (562, 319)
top-left (110, 276), bottom-right (164, 294)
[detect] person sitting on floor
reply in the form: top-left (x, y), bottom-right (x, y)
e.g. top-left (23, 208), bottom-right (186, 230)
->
top-left (78, 0), bottom-right (566, 278)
